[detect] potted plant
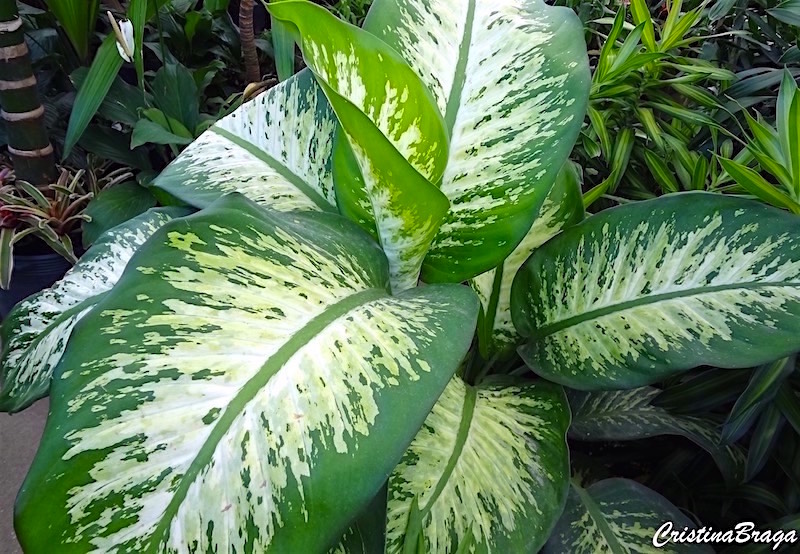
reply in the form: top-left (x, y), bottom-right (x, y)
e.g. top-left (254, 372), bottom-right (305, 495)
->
top-left (0, 0), bottom-right (66, 316)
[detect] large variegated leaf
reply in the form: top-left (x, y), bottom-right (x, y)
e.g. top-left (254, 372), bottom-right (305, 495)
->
top-left (329, 487), bottom-right (387, 554)
top-left (151, 69), bottom-right (337, 212)
top-left (544, 479), bottom-right (713, 554)
top-left (513, 193), bottom-right (800, 390)
top-left (357, 0), bottom-right (591, 282)
top-left (569, 387), bottom-right (745, 483)
top-left (15, 194), bottom-right (478, 553)
top-left (269, 1), bottom-right (450, 292)
top-left (470, 163), bottom-right (583, 358)
top-left (0, 207), bottom-right (189, 413)
top-left (385, 376), bottom-right (570, 553)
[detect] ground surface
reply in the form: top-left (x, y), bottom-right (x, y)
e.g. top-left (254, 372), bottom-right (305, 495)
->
top-left (0, 399), bottom-right (48, 554)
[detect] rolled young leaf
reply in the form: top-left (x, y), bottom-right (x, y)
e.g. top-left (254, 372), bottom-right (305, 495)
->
top-left (360, 0), bottom-right (591, 282)
top-left (268, 1), bottom-right (450, 292)
top-left (16, 193), bottom-right (479, 553)
top-left (0, 207), bottom-right (190, 413)
top-left (385, 376), bottom-right (570, 553)
top-left (513, 193), bottom-right (800, 390)
top-left (151, 69), bottom-right (338, 213)
top-left (543, 478), bottom-right (713, 553)
top-left (470, 163), bottom-right (583, 358)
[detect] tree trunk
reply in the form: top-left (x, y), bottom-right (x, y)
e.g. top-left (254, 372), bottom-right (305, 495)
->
top-left (240, 0), bottom-right (261, 84)
top-left (0, 0), bottom-right (56, 186)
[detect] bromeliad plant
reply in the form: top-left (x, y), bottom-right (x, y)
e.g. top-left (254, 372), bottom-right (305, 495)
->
top-left (2, 1), bottom-right (800, 552)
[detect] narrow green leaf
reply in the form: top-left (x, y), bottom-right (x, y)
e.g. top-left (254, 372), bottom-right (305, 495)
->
top-left (718, 157), bottom-right (800, 214)
top-left (655, 369), bottom-right (751, 413)
top-left (709, 0), bottom-right (738, 21)
top-left (64, 34), bottom-right (124, 158)
top-left (16, 181), bottom-right (50, 209)
top-left (788, 92), bottom-right (800, 198)
top-left (609, 24), bottom-right (645, 75)
top-left (660, 7), bottom-right (702, 51)
top-left (776, 386), bottom-right (800, 436)
top-left (636, 107), bottom-right (665, 150)
top-left (44, 0), bottom-right (98, 61)
top-left (597, 9), bottom-right (626, 81)
top-left (769, 0), bottom-right (800, 26)
top-left (630, 0), bottom-right (656, 51)
top-left (671, 83), bottom-right (721, 109)
top-left (746, 405), bottom-right (785, 481)
top-left (514, 193), bottom-right (800, 390)
top-left (589, 106), bottom-right (612, 157)
top-left (691, 156), bottom-right (708, 190)
top-left (723, 357), bottom-right (795, 444)
top-left (129, 0), bottom-right (148, 90)
top-left (0, 227), bottom-right (15, 290)
top-left (644, 149), bottom-right (680, 193)
top-left (777, 70), bottom-right (797, 170)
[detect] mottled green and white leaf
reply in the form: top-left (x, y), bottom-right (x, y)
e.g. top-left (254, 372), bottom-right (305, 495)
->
top-left (514, 193), bottom-right (800, 390)
top-left (569, 387), bottom-right (745, 483)
top-left (361, 0), bottom-right (591, 282)
top-left (544, 478), bottom-right (713, 554)
top-left (16, 194), bottom-right (478, 553)
top-left (269, 1), bottom-right (450, 291)
top-left (386, 376), bottom-right (570, 553)
top-left (0, 207), bottom-right (189, 413)
top-left (470, 163), bottom-right (583, 357)
top-left (152, 69), bottom-right (337, 212)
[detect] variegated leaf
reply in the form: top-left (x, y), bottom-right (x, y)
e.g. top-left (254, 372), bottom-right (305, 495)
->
top-left (0, 207), bottom-right (189, 413)
top-left (569, 387), bottom-right (745, 484)
top-left (386, 376), bottom-right (570, 553)
top-left (358, 0), bottom-right (591, 282)
top-left (151, 69), bottom-right (337, 212)
top-left (544, 479), bottom-right (713, 554)
top-left (16, 194), bottom-right (478, 553)
top-left (269, 1), bottom-right (450, 292)
top-left (514, 193), bottom-right (800, 390)
top-left (470, 163), bottom-right (583, 358)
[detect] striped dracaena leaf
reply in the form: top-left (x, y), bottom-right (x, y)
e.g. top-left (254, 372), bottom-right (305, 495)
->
top-left (0, 207), bottom-right (190, 413)
top-left (268, 1), bottom-right (449, 292)
top-left (385, 376), bottom-right (570, 553)
top-left (15, 194), bottom-right (479, 553)
top-left (513, 193), bottom-right (800, 390)
top-left (543, 478), bottom-right (713, 554)
top-left (151, 69), bottom-right (338, 212)
top-left (470, 163), bottom-right (584, 358)
top-left (357, 0), bottom-right (591, 283)
top-left (569, 387), bottom-right (745, 484)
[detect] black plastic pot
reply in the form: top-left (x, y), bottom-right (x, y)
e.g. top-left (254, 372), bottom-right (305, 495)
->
top-left (0, 252), bottom-right (72, 320)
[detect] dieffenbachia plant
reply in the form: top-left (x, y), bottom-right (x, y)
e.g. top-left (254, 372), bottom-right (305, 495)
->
top-left (4, 1), bottom-right (800, 552)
